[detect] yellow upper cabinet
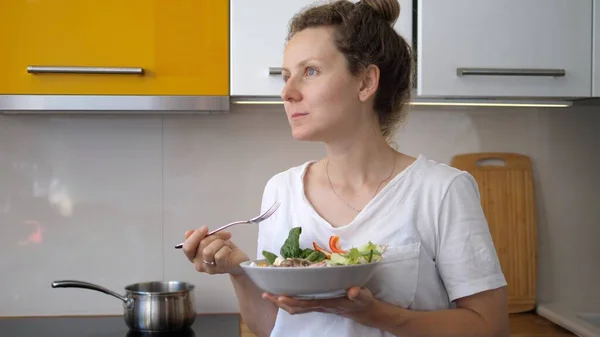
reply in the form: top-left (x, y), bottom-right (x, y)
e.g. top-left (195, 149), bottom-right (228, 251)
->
top-left (0, 0), bottom-right (229, 96)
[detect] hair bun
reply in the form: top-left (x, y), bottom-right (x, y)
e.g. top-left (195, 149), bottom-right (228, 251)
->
top-left (360, 0), bottom-right (400, 25)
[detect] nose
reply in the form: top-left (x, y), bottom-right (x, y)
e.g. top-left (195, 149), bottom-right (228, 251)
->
top-left (281, 78), bottom-right (302, 102)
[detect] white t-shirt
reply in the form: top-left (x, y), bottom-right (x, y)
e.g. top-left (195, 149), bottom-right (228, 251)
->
top-left (255, 154), bottom-right (507, 337)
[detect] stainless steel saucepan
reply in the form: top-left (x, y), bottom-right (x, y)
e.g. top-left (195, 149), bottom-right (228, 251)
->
top-left (51, 280), bottom-right (196, 332)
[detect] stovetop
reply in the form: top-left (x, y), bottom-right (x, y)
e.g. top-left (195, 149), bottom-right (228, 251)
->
top-left (0, 314), bottom-right (240, 337)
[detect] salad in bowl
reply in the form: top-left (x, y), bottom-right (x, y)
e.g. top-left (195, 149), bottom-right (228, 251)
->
top-left (241, 227), bottom-right (387, 299)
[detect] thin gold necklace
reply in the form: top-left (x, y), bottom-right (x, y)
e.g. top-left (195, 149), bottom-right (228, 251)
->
top-left (326, 155), bottom-right (397, 213)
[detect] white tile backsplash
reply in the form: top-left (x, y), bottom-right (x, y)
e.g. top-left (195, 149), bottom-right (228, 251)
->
top-left (0, 116), bottom-right (164, 316)
top-left (0, 104), bottom-right (598, 316)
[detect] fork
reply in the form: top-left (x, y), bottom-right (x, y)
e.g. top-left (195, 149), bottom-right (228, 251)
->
top-left (174, 201), bottom-right (280, 249)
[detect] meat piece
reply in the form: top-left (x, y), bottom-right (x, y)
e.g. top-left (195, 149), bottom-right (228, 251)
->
top-left (279, 258), bottom-right (312, 267)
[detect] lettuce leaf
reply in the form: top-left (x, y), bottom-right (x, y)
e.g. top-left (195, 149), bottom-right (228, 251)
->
top-left (262, 250), bottom-right (278, 265)
top-left (280, 227), bottom-right (302, 258)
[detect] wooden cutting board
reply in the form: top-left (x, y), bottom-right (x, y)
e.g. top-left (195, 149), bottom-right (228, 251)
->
top-left (450, 152), bottom-right (537, 313)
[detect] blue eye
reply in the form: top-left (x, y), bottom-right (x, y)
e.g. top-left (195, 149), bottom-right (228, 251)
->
top-left (305, 67), bottom-right (317, 76)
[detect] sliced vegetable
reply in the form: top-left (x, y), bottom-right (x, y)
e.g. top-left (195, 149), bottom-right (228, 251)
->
top-left (262, 250), bottom-right (278, 265)
top-left (355, 241), bottom-right (386, 257)
top-left (312, 242), bottom-right (331, 259)
top-left (326, 243), bottom-right (385, 266)
top-left (329, 235), bottom-right (346, 254)
top-left (300, 248), bottom-right (315, 259)
top-left (305, 250), bottom-right (327, 262)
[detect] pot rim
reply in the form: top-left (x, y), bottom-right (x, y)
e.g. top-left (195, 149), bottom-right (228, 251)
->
top-left (124, 281), bottom-right (195, 295)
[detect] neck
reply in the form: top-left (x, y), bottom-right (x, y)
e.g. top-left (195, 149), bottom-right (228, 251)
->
top-left (324, 125), bottom-right (397, 189)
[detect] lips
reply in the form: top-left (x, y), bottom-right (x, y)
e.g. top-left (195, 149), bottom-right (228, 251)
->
top-left (291, 112), bottom-right (308, 118)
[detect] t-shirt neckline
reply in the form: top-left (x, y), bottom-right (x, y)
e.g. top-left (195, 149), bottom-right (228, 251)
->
top-left (299, 154), bottom-right (425, 230)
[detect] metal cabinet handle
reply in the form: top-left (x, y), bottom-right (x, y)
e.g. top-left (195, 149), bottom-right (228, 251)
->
top-left (457, 68), bottom-right (565, 77)
top-left (268, 67), bottom-right (282, 75)
top-left (27, 66), bottom-right (144, 75)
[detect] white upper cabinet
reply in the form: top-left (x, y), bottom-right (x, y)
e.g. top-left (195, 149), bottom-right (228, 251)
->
top-left (230, 0), bottom-right (413, 97)
top-left (417, 0), bottom-right (593, 98)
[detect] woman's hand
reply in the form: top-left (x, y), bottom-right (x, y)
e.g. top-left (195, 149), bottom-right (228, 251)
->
top-left (262, 286), bottom-right (381, 327)
top-left (264, 286), bottom-right (510, 337)
top-left (182, 226), bottom-right (250, 276)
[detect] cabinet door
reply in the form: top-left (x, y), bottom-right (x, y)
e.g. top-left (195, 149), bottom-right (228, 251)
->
top-left (230, 0), bottom-right (413, 97)
top-left (417, 0), bottom-right (592, 98)
top-left (0, 0), bottom-right (228, 96)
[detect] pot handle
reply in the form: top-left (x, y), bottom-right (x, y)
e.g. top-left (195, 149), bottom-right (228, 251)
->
top-left (51, 280), bottom-right (132, 307)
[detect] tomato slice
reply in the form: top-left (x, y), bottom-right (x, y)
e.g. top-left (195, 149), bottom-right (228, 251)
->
top-left (329, 236), bottom-right (346, 254)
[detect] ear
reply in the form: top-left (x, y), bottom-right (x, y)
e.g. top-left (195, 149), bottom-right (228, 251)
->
top-left (358, 64), bottom-right (380, 102)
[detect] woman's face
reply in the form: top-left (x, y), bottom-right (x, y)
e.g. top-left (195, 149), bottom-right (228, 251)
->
top-left (281, 26), bottom-right (376, 143)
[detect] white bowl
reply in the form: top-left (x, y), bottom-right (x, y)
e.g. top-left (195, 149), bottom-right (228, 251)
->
top-left (239, 259), bottom-right (379, 299)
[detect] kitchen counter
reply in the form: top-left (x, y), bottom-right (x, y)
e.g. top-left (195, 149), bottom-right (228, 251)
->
top-left (509, 312), bottom-right (578, 336)
top-left (538, 302), bottom-right (600, 337)
top-left (0, 312), bottom-right (576, 337)
top-left (0, 314), bottom-right (240, 337)
top-left (240, 312), bottom-right (576, 337)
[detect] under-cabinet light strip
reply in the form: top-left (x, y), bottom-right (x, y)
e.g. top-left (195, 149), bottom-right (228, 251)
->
top-left (231, 100), bottom-right (571, 108)
top-left (408, 101), bottom-right (571, 108)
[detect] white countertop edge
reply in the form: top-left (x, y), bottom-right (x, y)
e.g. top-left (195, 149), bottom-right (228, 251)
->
top-left (537, 302), bottom-right (600, 337)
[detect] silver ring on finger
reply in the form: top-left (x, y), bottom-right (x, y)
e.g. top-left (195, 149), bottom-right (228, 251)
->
top-left (203, 259), bottom-right (216, 266)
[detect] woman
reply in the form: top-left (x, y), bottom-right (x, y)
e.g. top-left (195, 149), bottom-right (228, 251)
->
top-left (182, 0), bottom-right (510, 336)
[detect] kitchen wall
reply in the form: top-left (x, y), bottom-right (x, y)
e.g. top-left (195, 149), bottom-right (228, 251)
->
top-left (0, 103), bottom-right (598, 316)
